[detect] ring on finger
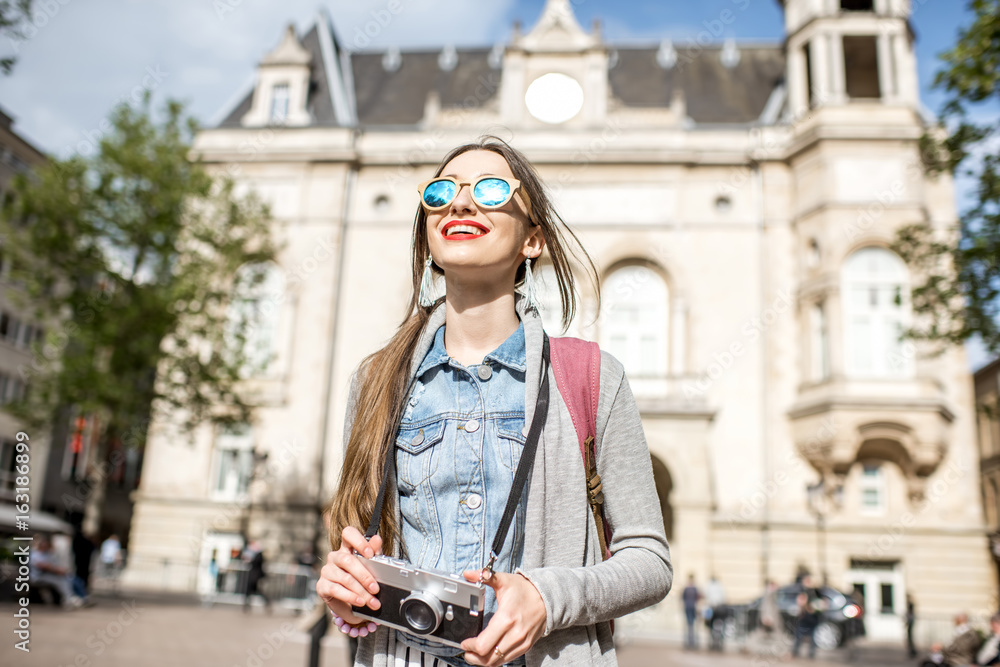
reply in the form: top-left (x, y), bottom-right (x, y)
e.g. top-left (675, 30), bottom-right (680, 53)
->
top-left (493, 645), bottom-right (506, 661)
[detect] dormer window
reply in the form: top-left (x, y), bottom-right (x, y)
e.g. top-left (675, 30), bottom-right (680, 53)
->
top-left (270, 84), bottom-right (290, 124)
top-left (241, 25), bottom-right (313, 128)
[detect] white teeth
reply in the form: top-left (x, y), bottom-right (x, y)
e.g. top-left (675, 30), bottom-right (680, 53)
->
top-left (445, 224), bottom-right (485, 236)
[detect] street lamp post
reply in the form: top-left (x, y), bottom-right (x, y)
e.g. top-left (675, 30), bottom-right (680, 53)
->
top-left (240, 449), bottom-right (270, 542)
top-left (806, 478), bottom-right (843, 587)
top-left (806, 480), bottom-right (827, 585)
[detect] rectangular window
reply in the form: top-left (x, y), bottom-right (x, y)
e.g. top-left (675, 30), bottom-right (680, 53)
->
top-left (6, 317), bottom-right (19, 344)
top-left (880, 583), bottom-right (893, 613)
top-left (212, 424), bottom-right (254, 500)
top-left (860, 463), bottom-right (885, 514)
top-left (844, 36), bottom-right (882, 99)
top-left (841, 0), bottom-right (874, 10)
top-left (810, 302), bottom-right (830, 381)
top-left (269, 84), bottom-right (290, 124)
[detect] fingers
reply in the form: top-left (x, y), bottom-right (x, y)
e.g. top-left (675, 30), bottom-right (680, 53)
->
top-left (460, 572), bottom-right (547, 667)
top-left (314, 580), bottom-right (363, 624)
top-left (326, 550), bottom-right (382, 609)
top-left (340, 526), bottom-right (377, 557)
top-left (315, 531), bottom-right (385, 615)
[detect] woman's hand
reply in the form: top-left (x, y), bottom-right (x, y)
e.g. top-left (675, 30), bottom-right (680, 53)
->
top-left (316, 526), bottom-right (383, 624)
top-left (459, 570), bottom-right (547, 667)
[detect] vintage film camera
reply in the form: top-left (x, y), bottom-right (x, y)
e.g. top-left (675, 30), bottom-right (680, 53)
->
top-left (350, 554), bottom-right (485, 648)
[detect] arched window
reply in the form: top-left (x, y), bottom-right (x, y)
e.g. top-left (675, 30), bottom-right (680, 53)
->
top-left (842, 247), bottom-right (911, 377)
top-left (228, 262), bottom-right (284, 377)
top-left (600, 265), bottom-right (669, 394)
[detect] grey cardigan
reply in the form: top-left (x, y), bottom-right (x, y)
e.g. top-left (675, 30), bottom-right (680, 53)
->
top-left (345, 295), bottom-right (673, 666)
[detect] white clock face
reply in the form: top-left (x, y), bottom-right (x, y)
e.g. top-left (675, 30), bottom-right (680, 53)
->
top-left (525, 73), bottom-right (584, 124)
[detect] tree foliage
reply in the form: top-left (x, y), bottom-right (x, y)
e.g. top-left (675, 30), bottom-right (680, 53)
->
top-left (0, 96), bottom-right (278, 454)
top-left (1, 0), bottom-right (34, 75)
top-left (892, 0), bottom-right (1000, 355)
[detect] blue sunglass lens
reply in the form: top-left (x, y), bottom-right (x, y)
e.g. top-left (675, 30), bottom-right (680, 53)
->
top-left (423, 180), bottom-right (457, 208)
top-left (474, 178), bottom-right (512, 207)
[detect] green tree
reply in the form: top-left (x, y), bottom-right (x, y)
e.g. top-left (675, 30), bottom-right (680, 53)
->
top-left (1, 0), bottom-right (34, 74)
top-left (893, 0), bottom-right (1000, 356)
top-left (0, 96), bottom-right (278, 532)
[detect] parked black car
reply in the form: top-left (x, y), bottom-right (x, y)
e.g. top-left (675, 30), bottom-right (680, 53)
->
top-left (741, 584), bottom-right (865, 649)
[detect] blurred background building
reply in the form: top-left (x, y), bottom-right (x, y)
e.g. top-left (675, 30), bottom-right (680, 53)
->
top-left (0, 106), bottom-right (51, 514)
top-left (119, 0), bottom-right (995, 643)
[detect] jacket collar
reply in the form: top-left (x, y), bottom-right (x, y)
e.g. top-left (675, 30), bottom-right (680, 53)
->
top-left (414, 320), bottom-right (527, 378)
top-left (408, 294), bottom-right (546, 424)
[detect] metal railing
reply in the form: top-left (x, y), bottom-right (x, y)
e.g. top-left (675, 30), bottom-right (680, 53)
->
top-left (204, 561), bottom-right (318, 611)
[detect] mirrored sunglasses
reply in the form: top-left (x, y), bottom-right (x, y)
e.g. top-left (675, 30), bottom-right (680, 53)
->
top-left (417, 176), bottom-right (526, 212)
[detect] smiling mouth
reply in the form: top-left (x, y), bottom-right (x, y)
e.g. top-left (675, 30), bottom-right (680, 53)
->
top-left (442, 221), bottom-right (490, 238)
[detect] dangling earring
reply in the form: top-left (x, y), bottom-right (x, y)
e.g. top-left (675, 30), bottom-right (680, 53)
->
top-left (418, 254), bottom-right (437, 308)
top-left (522, 256), bottom-right (541, 313)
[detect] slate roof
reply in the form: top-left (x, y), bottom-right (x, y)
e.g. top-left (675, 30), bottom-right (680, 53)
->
top-left (609, 46), bottom-right (785, 124)
top-left (216, 25), bottom-right (785, 129)
top-left (351, 48), bottom-right (499, 127)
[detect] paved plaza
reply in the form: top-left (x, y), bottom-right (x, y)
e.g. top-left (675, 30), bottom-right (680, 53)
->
top-left (1, 592), bottom-right (917, 667)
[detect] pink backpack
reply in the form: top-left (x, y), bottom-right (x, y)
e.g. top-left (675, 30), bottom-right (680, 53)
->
top-left (549, 337), bottom-right (612, 560)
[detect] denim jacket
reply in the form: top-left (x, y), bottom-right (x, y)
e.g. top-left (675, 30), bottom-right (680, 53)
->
top-left (395, 321), bottom-right (528, 663)
top-left (348, 295), bottom-right (673, 667)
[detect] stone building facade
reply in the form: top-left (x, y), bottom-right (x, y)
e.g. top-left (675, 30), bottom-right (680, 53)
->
top-left (122, 0), bottom-right (994, 642)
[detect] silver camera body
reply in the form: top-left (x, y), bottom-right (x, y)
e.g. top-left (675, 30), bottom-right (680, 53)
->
top-left (351, 554), bottom-right (486, 648)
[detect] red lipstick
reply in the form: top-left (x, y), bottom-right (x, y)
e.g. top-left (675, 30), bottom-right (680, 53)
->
top-left (442, 220), bottom-right (490, 241)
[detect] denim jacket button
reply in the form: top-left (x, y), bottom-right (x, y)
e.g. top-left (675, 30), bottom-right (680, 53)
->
top-left (464, 419), bottom-right (480, 433)
top-left (466, 493), bottom-right (482, 510)
top-left (521, 425), bottom-right (529, 437)
top-left (477, 364), bottom-right (492, 381)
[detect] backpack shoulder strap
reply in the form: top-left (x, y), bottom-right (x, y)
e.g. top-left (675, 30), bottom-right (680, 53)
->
top-left (549, 336), bottom-right (611, 560)
top-left (548, 336), bottom-right (600, 450)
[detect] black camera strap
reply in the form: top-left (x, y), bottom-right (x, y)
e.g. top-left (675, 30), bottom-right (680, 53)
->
top-left (365, 334), bottom-right (551, 580)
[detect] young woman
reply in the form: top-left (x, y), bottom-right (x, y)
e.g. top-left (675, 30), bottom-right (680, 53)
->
top-left (317, 137), bottom-right (672, 667)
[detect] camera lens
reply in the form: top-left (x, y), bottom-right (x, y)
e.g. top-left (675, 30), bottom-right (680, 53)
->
top-left (400, 592), bottom-right (443, 634)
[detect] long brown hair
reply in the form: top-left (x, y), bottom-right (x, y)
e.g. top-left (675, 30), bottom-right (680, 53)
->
top-left (328, 136), bottom-right (599, 554)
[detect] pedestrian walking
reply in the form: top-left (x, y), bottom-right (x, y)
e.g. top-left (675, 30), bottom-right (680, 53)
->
top-left (241, 539), bottom-right (271, 613)
top-left (704, 574), bottom-right (727, 651)
top-left (682, 574), bottom-right (701, 649)
top-left (792, 591), bottom-right (819, 659)
top-left (906, 593), bottom-right (917, 659)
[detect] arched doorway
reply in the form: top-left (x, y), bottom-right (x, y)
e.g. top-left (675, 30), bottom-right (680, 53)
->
top-left (650, 454), bottom-right (674, 542)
